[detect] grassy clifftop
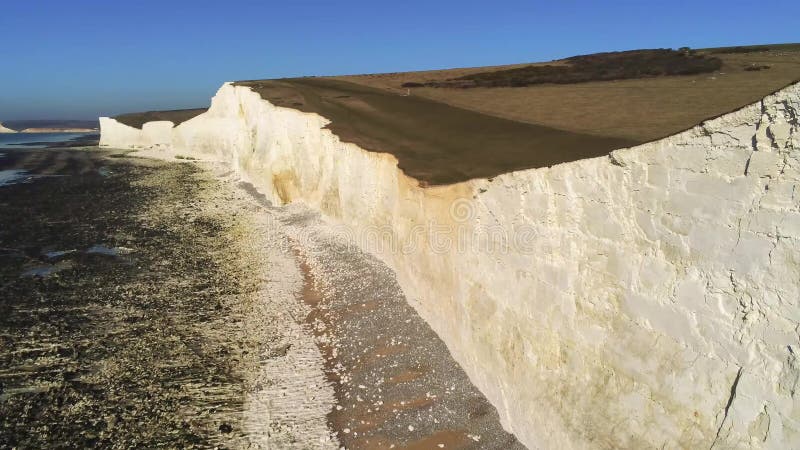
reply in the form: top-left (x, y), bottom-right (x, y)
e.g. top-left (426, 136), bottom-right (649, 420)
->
top-left (237, 77), bottom-right (634, 184)
top-left (117, 43), bottom-right (800, 185)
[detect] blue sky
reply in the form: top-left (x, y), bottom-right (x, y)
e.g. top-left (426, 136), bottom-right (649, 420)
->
top-left (1, 0), bottom-right (798, 119)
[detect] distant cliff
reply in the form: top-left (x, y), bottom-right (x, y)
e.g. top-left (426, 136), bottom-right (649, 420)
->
top-left (2, 120), bottom-right (99, 133)
top-left (0, 122), bottom-right (16, 133)
top-left (18, 128), bottom-right (98, 133)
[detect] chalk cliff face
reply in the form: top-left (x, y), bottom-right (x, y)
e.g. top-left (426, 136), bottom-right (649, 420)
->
top-left (100, 81), bottom-right (800, 449)
top-left (0, 122), bottom-right (17, 133)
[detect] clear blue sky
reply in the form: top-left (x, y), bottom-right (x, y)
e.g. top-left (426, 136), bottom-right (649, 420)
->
top-left (1, 0), bottom-right (797, 120)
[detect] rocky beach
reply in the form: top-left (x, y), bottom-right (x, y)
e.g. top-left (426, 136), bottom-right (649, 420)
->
top-left (0, 146), bottom-right (519, 448)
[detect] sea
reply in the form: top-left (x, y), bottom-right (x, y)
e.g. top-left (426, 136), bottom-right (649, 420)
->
top-left (0, 132), bottom-right (95, 149)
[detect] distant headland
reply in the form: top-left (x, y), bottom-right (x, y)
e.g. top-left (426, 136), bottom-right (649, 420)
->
top-left (0, 119), bottom-right (99, 134)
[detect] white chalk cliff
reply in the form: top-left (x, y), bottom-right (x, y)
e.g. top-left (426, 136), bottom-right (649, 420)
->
top-left (100, 81), bottom-right (800, 449)
top-left (0, 122), bottom-right (17, 133)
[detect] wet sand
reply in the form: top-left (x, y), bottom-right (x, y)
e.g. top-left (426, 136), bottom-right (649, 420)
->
top-left (0, 147), bottom-right (522, 448)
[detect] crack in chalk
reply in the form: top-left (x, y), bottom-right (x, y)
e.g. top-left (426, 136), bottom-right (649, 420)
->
top-left (710, 366), bottom-right (744, 449)
top-left (713, 129), bottom-right (746, 148)
top-left (768, 237), bottom-right (779, 266)
top-left (608, 152), bottom-right (626, 167)
top-left (734, 218), bottom-right (744, 248)
top-left (752, 100), bottom-right (767, 152)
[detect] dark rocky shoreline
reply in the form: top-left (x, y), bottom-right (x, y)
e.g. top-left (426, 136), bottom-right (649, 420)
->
top-left (0, 148), bottom-right (261, 448)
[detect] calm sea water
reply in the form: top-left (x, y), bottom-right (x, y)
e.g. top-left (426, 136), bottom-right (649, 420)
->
top-left (0, 132), bottom-right (93, 149)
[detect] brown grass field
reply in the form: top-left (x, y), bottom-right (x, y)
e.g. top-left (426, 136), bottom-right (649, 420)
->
top-left (335, 44), bottom-right (800, 142)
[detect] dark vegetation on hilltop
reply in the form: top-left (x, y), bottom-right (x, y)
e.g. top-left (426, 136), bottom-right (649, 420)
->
top-left (707, 45), bottom-right (772, 54)
top-left (702, 43), bottom-right (800, 54)
top-left (403, 49), bottom-right (723, 88)
top-left (114, 108), bottom-right (207, 129)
